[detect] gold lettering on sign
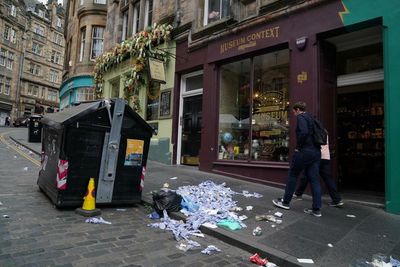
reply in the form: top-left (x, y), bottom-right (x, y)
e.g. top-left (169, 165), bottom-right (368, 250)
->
top-left (297, 71), bottom-right (308, 84)
top-left (220, 26), bottom-right (280, 54)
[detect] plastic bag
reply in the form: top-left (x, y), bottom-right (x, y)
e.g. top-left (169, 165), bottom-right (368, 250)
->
top-left (152, 190), bottom-right (183, 216)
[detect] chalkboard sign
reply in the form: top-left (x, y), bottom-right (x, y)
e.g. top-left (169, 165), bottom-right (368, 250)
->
top-left (159, 89), bottom-right (172, 119)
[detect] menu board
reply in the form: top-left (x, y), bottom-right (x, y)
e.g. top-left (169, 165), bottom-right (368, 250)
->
top-left (159, 89), bottom-right (172, 119)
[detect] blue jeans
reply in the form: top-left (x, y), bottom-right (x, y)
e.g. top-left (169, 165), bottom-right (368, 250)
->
top-left (295, 159), bottom-right (342, 204)
top-left (283, 148), bottom-right (321, 211)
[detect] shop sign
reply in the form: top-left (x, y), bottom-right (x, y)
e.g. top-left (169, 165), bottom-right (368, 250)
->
top-left (220, 26), bottom-right (280, 54)
top-left (148, 58), bottom-right (166, 84)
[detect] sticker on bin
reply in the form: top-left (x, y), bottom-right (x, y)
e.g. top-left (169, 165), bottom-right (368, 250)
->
top-left (124, 139), bottom-right (144, 166)
top-left (56, 159), bottom-right (68, 190)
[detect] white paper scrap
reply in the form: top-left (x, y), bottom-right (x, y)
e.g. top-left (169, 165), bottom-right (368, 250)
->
top-left (346, 214), bottom-right (356, 218)
top-left (246, 206), bottom-right (253, 211)
top-left (274, 212), bottom-right (283, 218)
top-left (297, 259), bottom-right (314, 264)
top-left (170, 177), bottom-right (178, 180)
top-left (328, 243), bottom-right (333, 247)
top-left (202, 222), bottom-right (218, 229)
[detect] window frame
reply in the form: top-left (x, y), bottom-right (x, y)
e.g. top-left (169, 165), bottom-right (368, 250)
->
top-left (79, 27), bottom-right (86, 62)
top-left (90, 26), bottom-right (105, 60)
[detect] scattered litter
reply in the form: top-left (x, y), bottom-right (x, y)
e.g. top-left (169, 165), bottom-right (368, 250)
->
top-left (23, 167), bottom-right (28, 171)
top-left (297, 258), bottom-right (314, 264)
top-left (390, 256), bottom-right (400, 266)
top-left (246, 206), bottom-right (253, 211)
top-left (230, 207), bottom-right (243, 212)
top-left (255, 214), bottom-right (282, 224)
top-left (28, 151), bottom-right (33, 155)
top-left (0, 201), bottom-right (3, 206)
top-left (202, 222), bottom-right (217, 229)
top-left (181, 197), bottom-right (199, 215)
top-left (176, 240), bottom-right (200, 252)
top-left (346, 214), bottom-right (356, 218)
top-left (149, 181), bottom-right (262, 244)
top-left (163, 183), bottom-right (170, 188)
top-left (250, 253), bottom-right (267, 265)
top-left (271, 224), bottom-right (276, 228)
top-left (14, 156), bottom-right (17, 159)
top-left (191, 232), bottom-right (205, 238)
top-left (266, 263), bottom-right (278, 267)
top-left (217, 219), bottom-right (242, 230)
top-left (328, 243), bottom-right (333, 247)
top-left (170, 177), bottom-right (178, 180)
top-left (3, 215), bottom-right (10, 218)
top-left (274, 212), bottom-right (283, 218)
top-left (85, 217), bottom-right (112, 225)
top-left (201, 245), bottom-right (221, 255)
top-left (238, 215), bottom-right (248, 221)
top-left (116, 208), bottom-right (126, 212)
top-left (148, 211), bottom-right (160, 220)
top-left (252, 226), bottom-right (262, 236)
top-left (241, 190), bottom-right (263, 198)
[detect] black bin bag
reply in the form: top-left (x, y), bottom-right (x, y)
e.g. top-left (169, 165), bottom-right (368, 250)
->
top-left (152, 190), bottom-right (183, 215)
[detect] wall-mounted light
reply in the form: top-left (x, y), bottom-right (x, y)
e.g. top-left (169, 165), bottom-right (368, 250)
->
top-left (296, 36), bottom-right (307, 51)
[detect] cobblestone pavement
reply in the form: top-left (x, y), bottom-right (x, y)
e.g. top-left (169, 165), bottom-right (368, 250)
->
top-left (0, 130), bottom-right (255, 267)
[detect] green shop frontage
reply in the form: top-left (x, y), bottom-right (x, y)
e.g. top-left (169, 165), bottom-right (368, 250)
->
top-left (59, 75), bottom-right (96, 110)
top-left (173, 0), bottom-right (400, 214)
top-left (94, 25), bottom-right (175, 165)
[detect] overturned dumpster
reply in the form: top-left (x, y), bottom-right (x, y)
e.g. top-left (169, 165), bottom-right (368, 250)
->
top-left (37, 99), bottom-right (153, 208)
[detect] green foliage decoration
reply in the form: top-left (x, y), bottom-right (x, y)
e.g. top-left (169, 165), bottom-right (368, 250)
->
top-left (93, 23), bottom-right (173, 111)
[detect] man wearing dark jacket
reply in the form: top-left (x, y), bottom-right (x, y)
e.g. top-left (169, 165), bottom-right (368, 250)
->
top-left (272, 101), bottom-right (323, 216)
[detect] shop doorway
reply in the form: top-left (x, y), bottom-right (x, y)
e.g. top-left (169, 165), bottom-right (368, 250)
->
top-left (177, 71), bottom-right (203, 166)
top-left (327, 26), bottom-right (384, 199)
top-left (336, 83), bottom-right (384, 193)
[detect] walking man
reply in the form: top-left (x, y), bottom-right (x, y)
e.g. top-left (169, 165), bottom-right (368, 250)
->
top-left (294, 133), bottom-right (344, 207)
top-left (272, 101), bottom-right (323, 216)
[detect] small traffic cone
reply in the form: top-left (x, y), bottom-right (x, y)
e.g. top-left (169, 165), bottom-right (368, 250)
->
top-left (75, 178), bottom-right (101, 217)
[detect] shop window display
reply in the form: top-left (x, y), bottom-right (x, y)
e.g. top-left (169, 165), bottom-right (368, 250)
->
top-left (218, 49), bottom-right (289, 162)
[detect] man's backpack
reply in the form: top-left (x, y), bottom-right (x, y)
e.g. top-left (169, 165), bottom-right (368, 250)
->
top-left (311, 118), bottom-right (328, 146)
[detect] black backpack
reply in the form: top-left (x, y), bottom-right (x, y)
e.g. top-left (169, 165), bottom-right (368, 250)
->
top-left (311, 117), bottom-right (328, 146)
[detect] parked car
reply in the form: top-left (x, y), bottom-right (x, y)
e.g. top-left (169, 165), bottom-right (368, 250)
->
top-left (13, 117), bottom-right (30, 127)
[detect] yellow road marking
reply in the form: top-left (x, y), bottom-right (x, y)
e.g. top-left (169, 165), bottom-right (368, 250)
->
top-left (0, 131), bottom-right (41, 167)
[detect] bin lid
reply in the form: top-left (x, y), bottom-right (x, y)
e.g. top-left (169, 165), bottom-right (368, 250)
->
top-left (41, 101), bottom-right (102, 130)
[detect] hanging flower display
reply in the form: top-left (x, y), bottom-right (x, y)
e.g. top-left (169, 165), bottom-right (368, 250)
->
top-left (93, 23), bottom-right (173, 111)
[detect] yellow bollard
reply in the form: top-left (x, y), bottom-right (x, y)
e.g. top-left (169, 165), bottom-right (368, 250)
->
top-left (75, 177), bottom-right (101, 217)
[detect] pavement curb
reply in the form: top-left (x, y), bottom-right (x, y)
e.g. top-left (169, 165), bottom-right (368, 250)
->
top-left (9, 135), bottom-right (41, 156)
top-left (142, 196), bottom-right (307, 267)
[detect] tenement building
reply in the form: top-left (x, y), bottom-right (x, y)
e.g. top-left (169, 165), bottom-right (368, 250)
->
top-left (59, 0), bottom-right (108, 109)
top-left (0, 0), bottom-right (27, 125)
top-left (0, 0), bottom-right (64, 124)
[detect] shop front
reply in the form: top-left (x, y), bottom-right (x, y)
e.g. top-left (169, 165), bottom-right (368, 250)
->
top-left (174, 0), bottom-right (400, 214)
top-left (59, 75), bottom-right (95, 110)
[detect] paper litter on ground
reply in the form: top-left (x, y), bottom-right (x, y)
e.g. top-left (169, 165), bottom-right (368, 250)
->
top-left (346, 214), bottom-right (356, 218)
top-left (297, 258), bottom-right (314, 264)
top-left (85, 217), bottom-right (112, 225)
top-left (148, 180), bottom-right (262, 244)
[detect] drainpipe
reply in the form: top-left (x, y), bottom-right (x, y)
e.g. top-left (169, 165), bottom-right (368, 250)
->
top-left (173, 0), bottom-right (182, 28)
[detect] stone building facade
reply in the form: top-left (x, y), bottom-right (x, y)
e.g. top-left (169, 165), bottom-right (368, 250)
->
top-left (20, 0), bottom-right (64, 117)
top-left (0, 0), bottom-right (64, 125)
top-left (0, 0), bottom-right (27, 125)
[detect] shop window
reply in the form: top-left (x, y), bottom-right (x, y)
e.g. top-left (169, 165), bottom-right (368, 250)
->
top-left (146, 82), bottom-right (160, 121)
top-left (76, 87), bottom-right (95, 102)
top-left (110, 79), bottom-right (120, 98)
top-left (94, 0), bottom-right (106, 4)
top-left (198, 0), bottom-right (230, 27)
top-left (218, 49), bottom-right (290, 162)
